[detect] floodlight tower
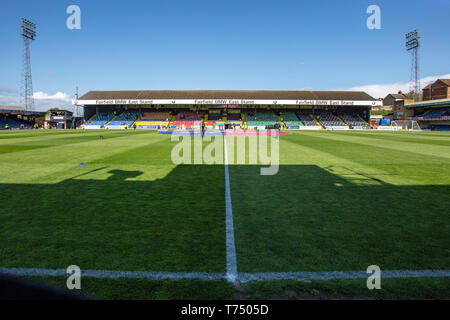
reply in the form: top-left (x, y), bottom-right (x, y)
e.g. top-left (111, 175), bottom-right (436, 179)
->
top-left (405, 29), bottom-right (420, 102)
top-left (73, 86), bottom-right (83, 118)
top-left (73, 86), bottom-right (79, 116)
top-left (21, 18), bottom-right (36, 110)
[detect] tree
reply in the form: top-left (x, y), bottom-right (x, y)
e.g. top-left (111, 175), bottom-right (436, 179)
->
top-left (47, 108), bottom-right (63, 113)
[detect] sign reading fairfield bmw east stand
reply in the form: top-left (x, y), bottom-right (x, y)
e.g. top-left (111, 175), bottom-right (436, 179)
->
top-left (75, 99), bottom-right (381, 106)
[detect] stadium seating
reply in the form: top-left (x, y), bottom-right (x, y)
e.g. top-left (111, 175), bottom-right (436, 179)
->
top-left (431, 125), bottom-right (450, 131)
top-left (171, 112), bottom-right (205, 129)
top-left (226, 113), bottom-right (242, 120)
top-left (85, 112), bottom-right (114, 127)
top-left (208, 113), bottom-right (222, 121)
top-left (105, 111), bottom-right (138, 127)
top-left (225, 113), bottom-right (243, 128)
top-left (0, 117), bottom-right (31, 129)
top-left (295, 110), bottom-right (318, 126)
top-left (245, 111), bottom-right (277, 127)
top-left (134, 111), bottom-right (171, 129)
top-left (417, 108), bottom-right (450, 119)
top-left (140, 111), bottom-right (171, 121)
top-left (315, 110), bottom-right (344, 127)
top-left (280, 112), bottom-right (303, 127)
top-left (340, 113), bottom-right (369, 128)
top-left (174, 112), bottom-right (204, 121)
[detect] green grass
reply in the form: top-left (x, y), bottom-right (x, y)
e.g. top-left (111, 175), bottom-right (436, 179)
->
top-left (0, 130), bottom-right (225, 272)
top-left (370, 110), bottom-right (393, 116)
top-left (230, 132), bottom-right (450, 272)
top-left (0, 129), bottom-right (449, 299)
top-left (18, 276), bottom-right (450, 300)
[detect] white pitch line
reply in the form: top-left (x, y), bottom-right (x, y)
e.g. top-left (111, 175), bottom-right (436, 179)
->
top-left (238, 270), bottom-right (450, 283)
top-left (1, 268), bottom-right (449, 282)
top-left (224, 135), bottom-right (238, 283)
top-left (0, 268), bottom-right (225, 281)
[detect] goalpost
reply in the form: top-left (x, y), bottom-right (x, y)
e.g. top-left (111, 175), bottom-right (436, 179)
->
top-left (390, 120), bottom-right (422, 131)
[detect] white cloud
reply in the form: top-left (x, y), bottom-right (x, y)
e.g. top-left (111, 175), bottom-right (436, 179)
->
top-left (346, 73), bottom-right (450, 99)
top-left (33, 91), bottom-right (71, 101)
top-left (0, 91), bottom-right (73, 112)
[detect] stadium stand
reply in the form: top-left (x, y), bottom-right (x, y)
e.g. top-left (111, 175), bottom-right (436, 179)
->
top-left (224, 113), bottom-right (243, 128)
top-left (172, 111), bottom-right (205, 129)
top-left (0, 117), bottom-right (31, 129)
top-left (206, 112), bottom-right (223, 127)
top-left (134, 111), bottom-right (171, 129)
top-left (431, 124), bottom-right (450, 131)
top-left (226, 113), bottom-right (242, 121)
top-left (245, 110), bottom-right (277, 127)
top-left (140, 111), bottom-right (171, 121)
top-left (280, 111), bottom-right (303, 127)
top-left (85, 112), bottom-right (114, 127)
top-left (105, 111), bottom-right (138, 128)
top-left (340, 112), bottom-right (370, 128)
top-left (295, 110), bottom-right (319, 126)
top-left (77, 90), bottom-right (378, 130)
top-left (174, 111), bottom-right (204, 121)
top-left (416, 108), bottom-right (450, 119)
top-left (206, 111), bottom-right (222, 127)
top-left (203, 111), bottom-right (244, 128)
top-left (315, 110), bottom-right (345, 127)
top-left (207, 112), bottom-right (222, 121)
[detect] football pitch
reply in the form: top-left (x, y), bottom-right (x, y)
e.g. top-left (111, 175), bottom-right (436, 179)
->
top-left (0, 129), bottom-right (449, 299)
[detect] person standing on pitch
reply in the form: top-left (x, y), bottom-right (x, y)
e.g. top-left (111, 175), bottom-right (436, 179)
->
top-left (275, 121), bottom-right (280, 132)
top-left (201, 120), bottom-right (205, 138)
top-left (274, 121), bottom-right (280, 139)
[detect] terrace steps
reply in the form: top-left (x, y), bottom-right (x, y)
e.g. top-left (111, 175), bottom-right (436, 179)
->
top-left (312, 114), bottom-right (323, 128)
top-left (358, 115), bottom-right (369, 125)
top-left (276, 114), bottom-right (287, 129)
top-left (103, 114), bottom-right (117, 127)
top-left (168, 115), bottom-right (175, 127)
top-left (87, 113), bottom-right (97, 122)
top-left (130, 118), bottom-right (139, 128)
top-left (337, 115), bottom-right (349, 126)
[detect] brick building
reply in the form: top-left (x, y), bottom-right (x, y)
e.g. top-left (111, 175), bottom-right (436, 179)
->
top-left (422, 79), bottom-right (450, 100)
top-left (383, 91), bottom-right (406, 108)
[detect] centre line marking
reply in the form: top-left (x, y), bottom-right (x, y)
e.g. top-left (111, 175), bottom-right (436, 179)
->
top-left (224, 135), bottom-right (238, 283)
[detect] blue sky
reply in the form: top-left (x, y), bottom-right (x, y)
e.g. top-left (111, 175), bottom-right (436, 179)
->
top-left (0, 0), bottom-right (449, 110)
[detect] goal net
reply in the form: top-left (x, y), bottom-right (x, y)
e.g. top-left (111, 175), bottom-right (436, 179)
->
top-left (391, 120), bottom-right (422, 131)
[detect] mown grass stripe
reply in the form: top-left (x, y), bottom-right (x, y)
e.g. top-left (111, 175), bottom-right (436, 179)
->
top-left (298, 131), bottom-right (450, 161)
